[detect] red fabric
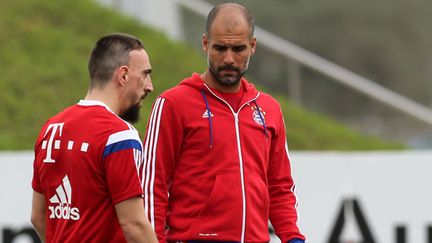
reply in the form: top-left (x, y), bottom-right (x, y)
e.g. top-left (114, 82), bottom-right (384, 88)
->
top-left (32, 101), bottom-right (144, 243)
top-left (143, 73), bottom-right (305, 243)
top-left (208, 85), bottom-right (245, 112)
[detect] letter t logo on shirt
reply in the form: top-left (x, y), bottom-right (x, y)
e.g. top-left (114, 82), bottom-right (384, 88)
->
top-left (42, 122), bottom-right (64, 163)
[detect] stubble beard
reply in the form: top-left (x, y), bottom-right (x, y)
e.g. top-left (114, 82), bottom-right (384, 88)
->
top-left (207, 53), bottom-right (250, 87)
top-left (120, 103), bottom-right (140, 124)
top-left (120, 94), bottom-right (145, 124)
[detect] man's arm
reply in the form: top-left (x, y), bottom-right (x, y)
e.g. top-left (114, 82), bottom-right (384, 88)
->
top-left (143, 97), bottom-right (182, 242)
top-left (115, 197), bottom-right (158, 243)
top-left (268, 105), bottom-right (305, 242)
top-left (31, 190), bottom-right (46, 242)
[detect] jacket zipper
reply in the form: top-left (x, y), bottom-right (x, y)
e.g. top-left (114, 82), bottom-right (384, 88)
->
top-left (233, 112), bottom-right (247, 243)
top-left (203, 84), bottom-right (260, 243)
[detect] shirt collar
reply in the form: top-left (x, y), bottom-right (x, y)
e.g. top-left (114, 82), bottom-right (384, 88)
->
top-left (77, 100), bottom-right (114, 113)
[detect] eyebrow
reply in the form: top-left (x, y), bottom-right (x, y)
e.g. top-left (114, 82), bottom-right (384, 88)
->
top-left (213, 43), bottom-right (247, 49)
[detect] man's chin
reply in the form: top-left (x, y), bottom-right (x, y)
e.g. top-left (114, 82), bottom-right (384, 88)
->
top-left (120, 104), bottom-right (141, 124)
top-left (219, 77), bottom-right (240, 86)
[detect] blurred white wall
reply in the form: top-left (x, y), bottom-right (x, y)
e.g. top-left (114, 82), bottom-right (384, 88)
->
top-left (2, 151), bottom-right (432, 243)
top-left (96, 0), bottom-right (184, 40)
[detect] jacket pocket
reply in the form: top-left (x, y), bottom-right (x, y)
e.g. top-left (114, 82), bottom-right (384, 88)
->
top-left (192, 172), bottom-right (243, 239)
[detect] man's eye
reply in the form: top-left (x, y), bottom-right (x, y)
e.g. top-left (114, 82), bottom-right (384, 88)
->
top-left (233, 46), bottom-right (246, 52)
top-left (214, 46), bottom-right (227, 52)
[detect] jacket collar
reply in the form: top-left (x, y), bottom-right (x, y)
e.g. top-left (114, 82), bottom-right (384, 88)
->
top-left (179, 73), bottom-right (259, 103)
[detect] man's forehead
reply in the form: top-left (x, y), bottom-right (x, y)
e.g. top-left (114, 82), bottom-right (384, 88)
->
top-left (209, 25), bottom-right (250, 43)
top-left (129, 49), bottom-right (151, 68)
top-left (212, 16), bottom-right (248, 32)
top-left (209, 31), bottom-right (251, 45)
top-left (210, 39), bottom-right (249, 47)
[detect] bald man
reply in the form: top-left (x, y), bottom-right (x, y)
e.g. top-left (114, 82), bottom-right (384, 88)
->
top-left (143, 3), bottom-right (306, 243)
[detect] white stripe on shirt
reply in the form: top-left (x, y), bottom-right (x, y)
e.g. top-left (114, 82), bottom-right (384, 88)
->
top-left (106, 130), bottom-right (140, 146)
top-left (143, 97), bottom-right (165, 229)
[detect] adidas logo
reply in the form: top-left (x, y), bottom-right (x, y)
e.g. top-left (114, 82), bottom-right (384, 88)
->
top-left (48, 175), bottom-right (80, 221)
top-left (202, 109), bottom-right (214, 118)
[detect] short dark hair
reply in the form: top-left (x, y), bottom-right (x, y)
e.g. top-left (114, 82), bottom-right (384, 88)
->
top-left (205, 3), bottom-right (255, 38)
top-left (88, 33), bottom-right (144, 88)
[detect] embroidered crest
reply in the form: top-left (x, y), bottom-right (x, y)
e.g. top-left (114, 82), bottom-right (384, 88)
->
top-left (202, 109), bottom-right (214, 118)
top-left (251, 105), bottom-right (266, 125)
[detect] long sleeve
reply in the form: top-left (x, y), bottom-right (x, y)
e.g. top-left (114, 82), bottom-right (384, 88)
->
top-left (142, 97), bottom-right (183, 242)
top-left (268, 105), bottom-right (305, 243)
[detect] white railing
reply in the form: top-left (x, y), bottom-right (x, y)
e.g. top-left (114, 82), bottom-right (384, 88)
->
top-left (172, 0), bottom-right (432, 127)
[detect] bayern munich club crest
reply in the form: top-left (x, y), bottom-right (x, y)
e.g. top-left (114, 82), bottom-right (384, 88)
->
top-left (250, 105), bottom-right (266, 125)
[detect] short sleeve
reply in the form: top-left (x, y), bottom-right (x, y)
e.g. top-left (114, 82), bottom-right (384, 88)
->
top-left (103, 130), bottom-right (144, 204)
top-left (32, 146), bottom-right (43, 193)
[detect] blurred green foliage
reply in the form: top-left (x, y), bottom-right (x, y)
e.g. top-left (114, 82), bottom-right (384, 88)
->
top-left (0, 0), bottom-right (403, 150)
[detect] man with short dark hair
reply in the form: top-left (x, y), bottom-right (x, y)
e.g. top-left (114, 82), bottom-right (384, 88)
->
top-left (143, 3), bottom-right (306, 243)
top-left (31, 33), bottom-right (157, 243)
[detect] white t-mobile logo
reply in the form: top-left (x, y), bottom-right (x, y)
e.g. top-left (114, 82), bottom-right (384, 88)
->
top-left (42, 122), bottom-right (64, 163)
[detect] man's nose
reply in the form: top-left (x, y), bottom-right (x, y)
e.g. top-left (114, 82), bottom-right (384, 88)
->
top-left (145, 76), bottom-right (153, 93)
top-left (223, 50), bottom-right (235, 65)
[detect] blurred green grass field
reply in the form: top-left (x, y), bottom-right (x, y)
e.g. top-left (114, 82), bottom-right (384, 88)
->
top-left (0, 0), bottom-right (403, 150)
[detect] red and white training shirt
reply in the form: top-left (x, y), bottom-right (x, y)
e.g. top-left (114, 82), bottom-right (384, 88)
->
top-left (32, 100), bottom-right (144, 242)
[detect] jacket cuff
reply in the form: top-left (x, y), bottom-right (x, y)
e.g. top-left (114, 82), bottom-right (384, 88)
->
top-left (288, 239), bottom-right (305, 243)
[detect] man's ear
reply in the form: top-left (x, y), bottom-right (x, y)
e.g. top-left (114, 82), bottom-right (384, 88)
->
top-left (202, 34), bottom-right (209, 53)
top-left (250, 36), bottom-right (257, 55)
top-left (117, 66), bottom-right (129, 86)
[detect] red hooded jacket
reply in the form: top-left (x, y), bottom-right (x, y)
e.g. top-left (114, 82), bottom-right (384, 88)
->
top-left (143, 73), bottom-right (305, 243)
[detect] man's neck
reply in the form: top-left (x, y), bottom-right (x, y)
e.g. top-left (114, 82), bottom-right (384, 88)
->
top-left (85, 89), bottom-right (120, 115)
top-left (201, 71), bottom-right (241, 93)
